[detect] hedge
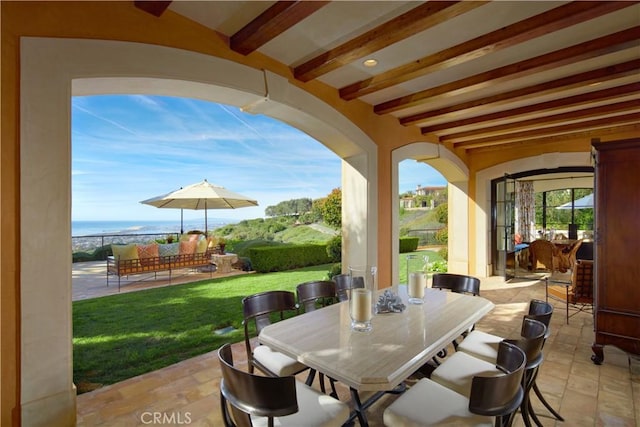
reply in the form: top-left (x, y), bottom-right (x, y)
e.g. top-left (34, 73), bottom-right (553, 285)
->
top-left (248, 244), bottom-right (332, 273)
top-left (399, 237), bottom-right (419, 253)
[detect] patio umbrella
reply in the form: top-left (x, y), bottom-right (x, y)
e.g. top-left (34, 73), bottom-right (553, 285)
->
top-left (556, 193), bottom-right (593, 210)
top-left (140, 179), bottom-right (258, 234)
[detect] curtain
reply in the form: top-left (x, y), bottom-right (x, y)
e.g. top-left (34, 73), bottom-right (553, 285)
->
top-left (516, 180), bottom-right (535, 242)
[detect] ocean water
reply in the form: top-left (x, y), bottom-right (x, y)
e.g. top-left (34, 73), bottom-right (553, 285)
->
top-left (72, 219), bottom-right (232, 237)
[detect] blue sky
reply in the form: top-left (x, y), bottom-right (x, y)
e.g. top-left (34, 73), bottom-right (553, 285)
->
top-left (72, 95), bottom-right (445, 222)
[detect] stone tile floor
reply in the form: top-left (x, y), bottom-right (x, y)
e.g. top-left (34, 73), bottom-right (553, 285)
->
top-left (74, 270), bottom-right (639, 426)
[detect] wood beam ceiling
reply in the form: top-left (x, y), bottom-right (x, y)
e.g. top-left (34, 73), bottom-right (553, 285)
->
top-left (419, 82), bottom-right (640, 134)
top-left (380, 26), bottom-right (640, 117)
top-left (293, 1), bottom-right (486, 82)
top-left (134, 1), bottom-right (172, 17)
top-left (340, 1), bottom-right (634, 101)
top-left (230, 1), bottom-right (330, 55)
top-left (135, 1), bottom-right (640, 153)
top-left (413, 59), bottom-right (640, 126)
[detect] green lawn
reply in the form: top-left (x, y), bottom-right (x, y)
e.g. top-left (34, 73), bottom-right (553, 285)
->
top-left (73, 250), bottom-right (443, 392)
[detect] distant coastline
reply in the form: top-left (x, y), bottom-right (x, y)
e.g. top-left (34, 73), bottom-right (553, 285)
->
top-left (71, 219), bottom-right (234, 252)
top-left (72, 219), bottom-right (233, 236)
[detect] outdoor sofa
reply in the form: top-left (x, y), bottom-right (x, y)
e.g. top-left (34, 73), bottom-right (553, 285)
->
top-left (107, 234), bottom-right (216, 291)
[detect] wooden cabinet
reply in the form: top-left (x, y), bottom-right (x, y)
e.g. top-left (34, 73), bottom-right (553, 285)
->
top-left (591, 138), bottom-right (640, 364)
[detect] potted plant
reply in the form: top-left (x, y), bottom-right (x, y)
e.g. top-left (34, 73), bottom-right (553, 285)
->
top-left (218, 237), bottom-right (226, 254)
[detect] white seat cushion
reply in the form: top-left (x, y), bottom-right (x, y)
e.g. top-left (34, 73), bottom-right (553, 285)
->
top-left (252, 380), bottom-right (349, 427)
top-left (430, 351), bottom-right (502, 397)
top-left (383, 378), bottom-right (492, 427)
top-left (457, 330), bottom-right (502, 363)
top-left (254, 345), bottom-right (308, 376)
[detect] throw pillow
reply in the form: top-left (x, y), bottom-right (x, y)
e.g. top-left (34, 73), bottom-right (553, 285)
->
top-left (179, 240), bottom-right (197, 255)
top-left (112, 244), bottom-right (139, 261)
top-left (137, 243), bottom-right (159, 267)
top-left (137, 243), bottom-right (159, 259)
top-left (158, 242), bottom-right (180, 257)
top-left (196, 238), bottom-right (208, 254)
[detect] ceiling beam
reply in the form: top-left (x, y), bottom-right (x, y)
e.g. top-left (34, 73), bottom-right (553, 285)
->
top-left (134, 1), bottom-right (172, 17)
top-left (454, 112), bottom-right (640, 149)
top-left (340, 1), bottom-right (634, 100)
top-left (466, 124), bottom-right (640, 153)
top-left (378, 26), bottom-right (640, 116)
top-left (412, 59), bottom-right (640, 126)
top-left (293, 1), bottom-right (485, 82)
top-left (231, 1), bottom-right (329, 55)
top-left (442, 100), bottom-right (640, 143)
top-left (416, 82), bottom-right (640, 133)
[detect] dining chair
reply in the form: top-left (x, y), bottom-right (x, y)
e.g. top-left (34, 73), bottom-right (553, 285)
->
top-left (431, 318), bottom-right (547, 427)
top-left (430, 273), bottom-right (481, 363)
top-left (218, 343), bottom-right (349, 427)
top-left (457, 299), bottom-right (561, 426)
top-left (546, 259), bottom-right (594, 323)
top-left (564, 239), bottom-right (583, 271)
top-left (528, 239), bottom-right (563, 272)
top-left (295, 280), bottom-right (339, 397)
top-left (242, 291), bottom-right (313, 383)
top-left (457, 299), bottom-right (552, 363)
top-left (332, 273), bottom-right (363, 302)
top-left (296, 280), bottom-right (337, 313)
top-left (431, 273), bottom-right (481, 296)
top-left (383, 341), bottom-right (526, 427)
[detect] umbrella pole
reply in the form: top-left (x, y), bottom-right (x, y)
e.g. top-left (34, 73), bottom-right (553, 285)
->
top-left (181, 209), bottom-right (184, 235)
top-left (205, 200), bottom-right (208, 235)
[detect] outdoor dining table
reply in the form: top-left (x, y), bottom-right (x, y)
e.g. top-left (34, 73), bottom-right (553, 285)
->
top-left (259, 285), bottom-right (495, 426)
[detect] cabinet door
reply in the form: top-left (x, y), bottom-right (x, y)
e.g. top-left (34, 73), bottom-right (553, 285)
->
top-left (592, 138), bottom-right (640, 362)
top-left (595, 142), bottom-right (640, 313)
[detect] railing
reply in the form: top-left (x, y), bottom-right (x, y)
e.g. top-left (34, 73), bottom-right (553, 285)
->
top-left (72, 232), bottom-right (180, 253)
top-left (406, 228), bottom-right (443, 247)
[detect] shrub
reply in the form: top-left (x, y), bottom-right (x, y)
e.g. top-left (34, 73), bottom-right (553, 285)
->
top-left (430, 259), bottom-right (448, 272)
top-left (326, 235), bottom-right (341, 262)
top-left (72, 251), bottom-right (94, 263)
top-left (435, 227), bottom-right (448, 244)
top-left (327, 262), bottom-right (342, 279)
top-left (438, 246), bottom-right (448, 260)
top-left (93, 245), bottom-right (113, 261)
top-left (399, 237), bottom-right (419, 253)
top-left (249, 244), bottom-right (331, 273)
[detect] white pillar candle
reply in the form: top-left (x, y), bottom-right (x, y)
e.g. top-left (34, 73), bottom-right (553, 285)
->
top-left (409, 272), bottom-right (426, 299)
top-left (350, 288), bottom-right (372, 322)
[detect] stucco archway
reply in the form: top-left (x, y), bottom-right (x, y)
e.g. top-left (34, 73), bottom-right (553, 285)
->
top-left (20, 37), bottom-right (378, 425)
top-left (391, 143), bottom-right (469, 283)
top-left (474, 152), bottom-right (594, 276)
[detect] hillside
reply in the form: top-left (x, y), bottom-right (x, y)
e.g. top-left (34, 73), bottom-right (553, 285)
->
top-left (215, 208), bottom-right (440, 245)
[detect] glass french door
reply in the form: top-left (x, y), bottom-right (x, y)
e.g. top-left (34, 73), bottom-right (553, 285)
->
top-left (494, 175), bottom-right (516, 279)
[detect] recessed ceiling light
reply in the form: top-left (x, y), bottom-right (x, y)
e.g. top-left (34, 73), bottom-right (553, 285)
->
top-left (363, 58), bottom-right (378, 67)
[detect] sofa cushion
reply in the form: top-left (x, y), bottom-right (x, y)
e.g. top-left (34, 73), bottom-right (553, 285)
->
top-left (196, 238), bottom-right (208, 254)
top-left (179, 240), bottom-right (197, 255)
top-left (137, 243), bottom-right (159, 259)
top-left (137, 243), bottom-right (159, 267)
top-left (112, 244), bottom-right (139, 261)
top-left (158, 242), bottom-right (180, 257)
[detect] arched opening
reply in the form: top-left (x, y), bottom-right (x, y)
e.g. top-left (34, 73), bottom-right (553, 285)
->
top-left (391, 143), bottom-right (470, 284)
top-left (20, 37), bottom-right (378, 424)
top-left (474, 152), bottom-right (594, 277)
